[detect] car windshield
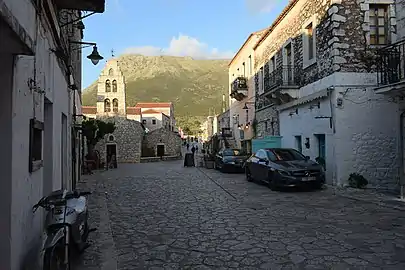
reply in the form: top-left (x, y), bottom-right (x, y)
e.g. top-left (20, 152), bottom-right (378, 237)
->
top-left (222, 149), bottom-right (241, 156)
top-left (271, 149), bottom-right (306, 161)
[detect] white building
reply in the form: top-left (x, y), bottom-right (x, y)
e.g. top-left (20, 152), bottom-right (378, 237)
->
top-left (228, 29), bottom-right (268, 153)
top-left (253, 0), bottom-right (399, 190)
top-left (0, 0), bottom-right (105, 269)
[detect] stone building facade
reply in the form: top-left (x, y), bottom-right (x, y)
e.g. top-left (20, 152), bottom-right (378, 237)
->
top-left (82, 60), bottom-right (179, 162)
top-left (143, 128), bottom-right (182, 157)
top-left (95, 117), bottom-right (144, 163)
top-left (0, 0), bottom-right (105, 269)
top-left (251, 0), bottom-right (400, 189)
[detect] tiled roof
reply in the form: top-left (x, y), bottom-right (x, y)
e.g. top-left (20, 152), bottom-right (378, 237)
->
top-left (126, 107), bottom-right (141, 115)
top-left (82, 106), bottom-right (97, 114)
top-left (142, 109), bottom-right (162, 114)
top-left (135, 102), bottom-right (172, 108)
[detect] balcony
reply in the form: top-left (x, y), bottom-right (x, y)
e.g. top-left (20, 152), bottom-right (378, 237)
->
top-left (376, 39), bottom-right (405, 94)
top-left (263, 65), bottom-right (300, 104)
top-left (54, 0), bottom-right (106, 13)
top-left (230, 77), bottom-right (248, 101)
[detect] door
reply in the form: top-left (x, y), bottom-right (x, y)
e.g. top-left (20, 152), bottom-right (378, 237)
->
top-left (295, 135), bottom-right (302, 153)
top-left (106, 144), bottom-right (117, 168)
top-left (315, 134), bottom-right (326, 168)
top-left (157, 144), bottom-right (165, 157)
top-left (61, 113), bottom-right (67, 189)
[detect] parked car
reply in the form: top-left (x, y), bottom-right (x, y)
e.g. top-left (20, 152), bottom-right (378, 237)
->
top-left (214, 148), bottom-right (249, 172)
top-left (244, 148), bottom-right (325, 190)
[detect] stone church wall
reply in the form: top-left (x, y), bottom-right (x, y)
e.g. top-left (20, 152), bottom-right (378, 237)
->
top-left (143, 128), bottom-right (182, 157)
top-left (95, 116), bottom-right (144, 163)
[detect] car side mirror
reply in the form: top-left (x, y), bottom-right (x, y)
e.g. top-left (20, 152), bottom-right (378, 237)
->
top-left (305, 156), bottom-right (310, 161)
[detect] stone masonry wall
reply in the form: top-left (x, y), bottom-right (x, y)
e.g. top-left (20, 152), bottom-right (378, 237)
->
top-left (397, 0), bottom-right (405, 39)
top-left (143, 128), bottom-right (182, 157)
top-left (255, 107), bottom-right (280, 138)
top-left (95, 116), bottom-right (144, 163)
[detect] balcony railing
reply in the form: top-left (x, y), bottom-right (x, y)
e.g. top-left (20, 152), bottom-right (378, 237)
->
top-left (230, 76), bottom-right (248, 101)
top-left (264, 65), bottom-right (299, 93)
top-left (377, 39), bottom-right (405, 86)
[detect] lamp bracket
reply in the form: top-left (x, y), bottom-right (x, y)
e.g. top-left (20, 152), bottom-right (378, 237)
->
top-left (60, 12), bottom-right (96, 27)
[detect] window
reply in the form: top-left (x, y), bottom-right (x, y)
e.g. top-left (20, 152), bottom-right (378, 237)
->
top-left (112, 98), bottom-right (118, 112)
top-left (243, 62), bottom-right (246, 77)
top-left (29, 119), bottom-right (44, 172)
top-left (108, 68), bottom-right (114, 76)
top-left (152, 119), bottom-right (156, 125)
top-left (285, 43), bottom-right (292, 66)
top-left (272, 149), bottom-right (306, 161)
top-left (104, 99), bottom-right (111, 112)
top-left (266, 150), bottom-right (277, 161)
top-left (369, 5), bottom-right (389, 45)
top-left (223, 149), bottom-right (241, 156)
top-left (306, 23), bottom-right (314, 60)
top-left (248, 55), bottom-right (252, 75)
top-left (108, 135), bottom-right (115, 141)
top-left (259, 67), bottom-right (264, 93)
top-left (105, 80), bottom-right (111, 92)
top-left (112, 80), bottom-right (117, 92)
top-left (255, 150), bottom-right (267, 160)
top-left (142, 119), bottom-right (147, 124)
top-left (265, 121), bottom-right (268, 131)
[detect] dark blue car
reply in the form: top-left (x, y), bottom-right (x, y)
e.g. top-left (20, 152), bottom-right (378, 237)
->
top-left (244, 148), bottom-right (325, 190)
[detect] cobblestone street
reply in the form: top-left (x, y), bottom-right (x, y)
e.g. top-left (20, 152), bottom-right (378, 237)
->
top-left (74, 160), bottom-right (405, 270)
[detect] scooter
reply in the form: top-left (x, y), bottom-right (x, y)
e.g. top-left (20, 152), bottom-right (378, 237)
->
top-left (32, 189), bottom-right (97, 270)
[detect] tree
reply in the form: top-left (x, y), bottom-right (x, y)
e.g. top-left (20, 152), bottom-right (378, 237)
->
top-left (82, 119), bottom-right (116, 156)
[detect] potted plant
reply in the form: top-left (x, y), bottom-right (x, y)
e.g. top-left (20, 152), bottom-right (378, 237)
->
top-left (348, 173), bottom-right (368, 189)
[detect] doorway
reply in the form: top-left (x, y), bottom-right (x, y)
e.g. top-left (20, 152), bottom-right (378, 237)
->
top-left (61, 113), bottom-right (67, 189)
top-left (43, 99), bottom-right (53, 195)
top-left (157, 144), bottom-right (165, 157)
top-left (295, 135), bottom-right (302, 153)
top-left (106, 144), bottom-right (117, 168)
top-left (315, 134), bottom-right (326, 168)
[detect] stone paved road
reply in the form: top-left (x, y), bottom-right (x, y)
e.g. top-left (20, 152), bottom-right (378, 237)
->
top-left (73, 160), bottom-right (405, 270)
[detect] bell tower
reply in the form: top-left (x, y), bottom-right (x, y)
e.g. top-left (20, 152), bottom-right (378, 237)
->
top-left (96, 58), bottom-right (127, 116)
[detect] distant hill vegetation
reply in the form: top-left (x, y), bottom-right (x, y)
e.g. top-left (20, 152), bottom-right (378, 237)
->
top-left (82, 55), bottom-right (230, 132)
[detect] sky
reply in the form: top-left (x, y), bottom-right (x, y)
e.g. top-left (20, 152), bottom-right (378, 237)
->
top-left (81, 0), bottom-right (290, 89)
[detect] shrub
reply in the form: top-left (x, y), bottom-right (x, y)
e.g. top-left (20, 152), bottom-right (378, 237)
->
top-left (348, 173), bottom-right (368, 189)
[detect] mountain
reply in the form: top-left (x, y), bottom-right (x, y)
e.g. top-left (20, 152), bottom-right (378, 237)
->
top-left (82, 55), bottom-right (230, 129)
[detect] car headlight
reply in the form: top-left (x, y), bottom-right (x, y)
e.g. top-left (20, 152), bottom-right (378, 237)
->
top-left (277, 170), bottom-right (291, 176)
top-left (226, 161), bottom-right (235, 164)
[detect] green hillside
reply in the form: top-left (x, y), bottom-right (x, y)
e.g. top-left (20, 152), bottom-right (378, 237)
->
top-left (82, 55), bottom-right (230, 132)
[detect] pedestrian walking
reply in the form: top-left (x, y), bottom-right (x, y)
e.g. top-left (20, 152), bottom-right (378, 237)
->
top-left (195, 145), bottom-right (198, 153)
top-left (191, 146), bottom-right (195, 155)
top-left (186, 143), bottom-right (189, 151)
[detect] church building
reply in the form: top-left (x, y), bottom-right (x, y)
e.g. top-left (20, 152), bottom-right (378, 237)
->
top-left (82, 58), bottom-right (181, 163)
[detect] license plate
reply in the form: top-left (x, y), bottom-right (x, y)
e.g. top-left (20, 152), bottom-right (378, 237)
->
top-left (302, 177), bottom-right (316, 181)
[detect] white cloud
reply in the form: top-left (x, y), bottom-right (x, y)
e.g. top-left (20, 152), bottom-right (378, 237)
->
top-left (123, 34), bottom-right (234, 59)
top-left (244, 0), bottom-right (284, 14)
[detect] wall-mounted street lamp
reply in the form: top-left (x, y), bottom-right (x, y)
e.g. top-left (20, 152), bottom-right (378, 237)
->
top-left (70, 41), bottom-right (104, 65)
top-left (242, 102), bottom-right (255, 124)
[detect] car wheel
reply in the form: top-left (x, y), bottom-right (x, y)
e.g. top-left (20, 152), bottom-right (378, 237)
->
top-left (245, 167), bottom-right (253, 182)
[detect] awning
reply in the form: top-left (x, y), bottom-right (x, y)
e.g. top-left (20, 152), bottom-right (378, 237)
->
top-left (277, 88), bottom-right (331, 111)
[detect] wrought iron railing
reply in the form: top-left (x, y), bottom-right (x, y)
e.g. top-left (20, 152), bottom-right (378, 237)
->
top-left (377, 39), bottom-right (405, 86)
top-left (264, 65), bottom-right (299, 93)
top-left (231, 76), bottom-right (248, 92)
